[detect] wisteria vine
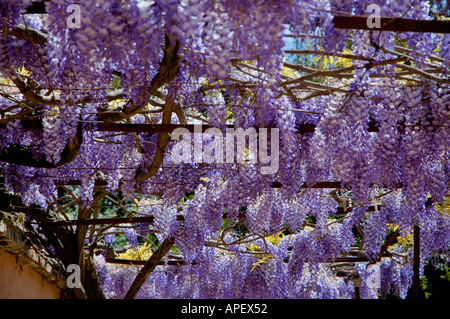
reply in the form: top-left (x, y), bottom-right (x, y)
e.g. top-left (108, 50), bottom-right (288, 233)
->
top-left (0, 0), bottom-right (449, 299)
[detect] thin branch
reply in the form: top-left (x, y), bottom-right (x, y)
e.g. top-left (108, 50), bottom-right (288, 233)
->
top-left (284, 50), bottom-right (369, 61)
top-left (395, 63), bottom-right (445, 83)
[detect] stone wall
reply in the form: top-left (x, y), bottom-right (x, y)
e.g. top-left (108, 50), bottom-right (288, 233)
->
top-left (0, 211), bottom-right (68, 298)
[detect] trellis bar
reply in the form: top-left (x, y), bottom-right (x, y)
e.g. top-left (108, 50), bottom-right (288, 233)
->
top-left (0, 121), bottom-right (321, 134)
top-left (49, 205), bottom-right (380, 227)
top-left (25, 1), bottom-right (48, 14)
top-left (104, 249), bottom-right (392, 266)
top-left (23, 2), bottom-right (450, 35)
top-left (332, 15), bottom-right (450, 34)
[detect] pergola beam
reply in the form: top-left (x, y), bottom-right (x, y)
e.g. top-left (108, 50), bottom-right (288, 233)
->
top-left (0, 120), bottom-right (380, 134)
top-left (23, 2), bottom-right (450, 34)
top-left (332, 15), bottom-right (450, 33)
top-left (24, 1), bottom-right (49, 14)
top-left (48, 205), bottom-right (381, 227)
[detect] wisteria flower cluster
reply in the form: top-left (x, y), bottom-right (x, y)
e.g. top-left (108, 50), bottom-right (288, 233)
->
top-left (0, 0), bottom-right (449, 299)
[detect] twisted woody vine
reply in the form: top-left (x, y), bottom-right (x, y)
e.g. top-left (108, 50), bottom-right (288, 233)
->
top-left (0, 0), bottom-right (449, 299)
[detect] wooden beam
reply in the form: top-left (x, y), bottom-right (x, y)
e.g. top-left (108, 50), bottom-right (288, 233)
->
top-left (48, 211), bottom-right (246, 227)
top-left (332, 15), bottom-right (450, 34)
top-left (0, 120), bottom-right (384, 135)
top-left (50, 216), bottom-right (158, 227)
top-left (105, 258), bottom-right (185, 266)
top-left (48, 205), bottom-right (381, 227)
top-left (0, 121), bottom-right (321, 134)
top-left (106, 249), bottom-right (392, 266)
top-left (24, 1), bottom-right (48, 14)
top-left (24, 3), bottom-right (450, 35)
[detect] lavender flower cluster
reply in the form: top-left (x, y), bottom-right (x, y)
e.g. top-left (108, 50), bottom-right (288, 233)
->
top-left (0, 0), bottom-right (448, 299)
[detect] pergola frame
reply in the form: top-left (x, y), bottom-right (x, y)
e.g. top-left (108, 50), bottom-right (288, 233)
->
top-left (0, 0), bottom-right (448, 299)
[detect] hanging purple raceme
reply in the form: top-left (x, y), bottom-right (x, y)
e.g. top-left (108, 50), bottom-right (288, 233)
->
top-left (287, 231), bottom-right (310, 278)
top-left (1, 0), bottom-right (450, 301)
top-left (362, 210), bottom-right (388, 262)
top-left (122, 227), bottom-right (138, 249)
top-left (42, 116), bottom-right (68, 164)
top-left (149, 203), bottom-right (178, 241)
